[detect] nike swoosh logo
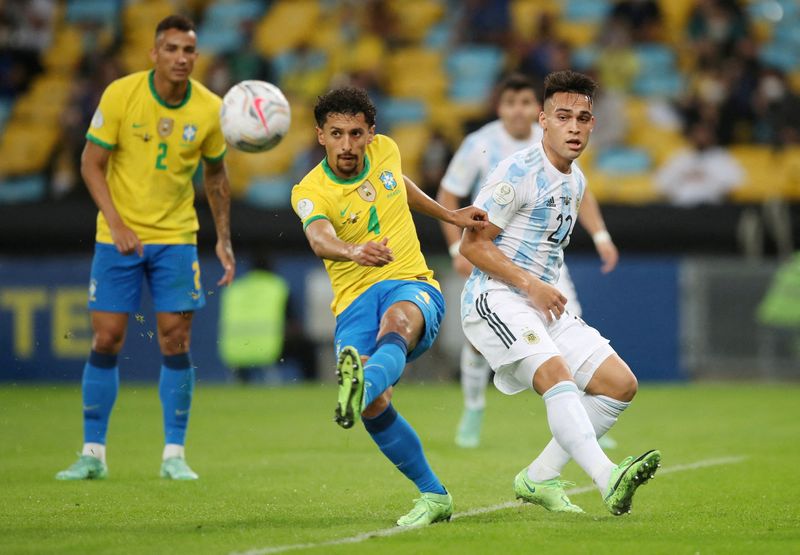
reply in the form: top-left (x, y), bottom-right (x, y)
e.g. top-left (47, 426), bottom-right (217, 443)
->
top-left (175, 409), bottom-right (190, 416)
top-left (132, 123), bottom-right (146, 128)
top-left (339, 204), bottom-right (351, 217)
top-left (83, 404), bottom-right (101, 411)
top-left (253, 97), bottom-right (268, 129)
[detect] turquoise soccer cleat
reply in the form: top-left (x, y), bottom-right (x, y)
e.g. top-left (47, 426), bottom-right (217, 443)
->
top-left (160, 457), bottom-right (199, 480)
top-left (334, 346), bottom-right (365, 429)
top-left (513, 469), bottom-right (584, 513)
top-left (455, 407), bottom-right (484, 448)
top-left (55, 454), bottom-right (108, 481)
top-left (396, 491), bottom-right (454, 527)
top-left (603, 449), bottom-right (661, 515)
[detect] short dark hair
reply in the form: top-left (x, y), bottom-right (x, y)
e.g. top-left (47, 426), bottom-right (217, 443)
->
top-left (542, 70), bottom-right (598, 104)
top-left (497, 73), bottom-right (536, 96)
top-left (314, 87), bottom-right (376, 128)
top-left (155, 14), bottom-right (196, 37)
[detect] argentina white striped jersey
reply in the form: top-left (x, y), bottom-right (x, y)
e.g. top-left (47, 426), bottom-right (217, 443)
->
top-left (462, 141), bottom-right (587, 319)
top-left (440, 120), bottom-right (543, 202)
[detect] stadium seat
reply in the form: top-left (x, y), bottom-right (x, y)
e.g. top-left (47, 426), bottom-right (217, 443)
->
top-left (564, 0), bottom-right (610, 22)
top-left (389, 123), bottom-right (430, 183)
top-left (254, 0), bottom-right (321, 57)
top-left (244, 173), bottom-right (294, 209)
top-left (595, 147), bottom-right (652, 175)
top-left (65, 0), bottom-right (119, 26)
top-left (379, 98), bottom-right (428, 128)
top-left (0, 174), bottom-right (47, 203)
top-left (556, 20), bottom-right (599, 48)
top-left (389, 0), bottom-right (444, 43)
top-left (730, 146), bottom-right (788, 202)
top-left (510, 0), bottom-right (561, 41)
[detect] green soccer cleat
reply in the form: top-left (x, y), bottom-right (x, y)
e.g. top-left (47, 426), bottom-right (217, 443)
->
top-left (334, 346), bottom-right (365, 429)
top-left (396, 491), bottom-right (454, 527)
top-left (55, 454), bottom-right (108, 481)
top-left (513, 469), bottom-right (584, 513)
top-left (160, 457), bottom-right (199, 480)
top-left (603, 449), bottom-right (661, 515)
top-left (455, 407), bottom-right (484, 448)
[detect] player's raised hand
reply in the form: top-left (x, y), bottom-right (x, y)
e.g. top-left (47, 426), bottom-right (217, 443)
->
top-left (215, 239), bottom-right (236, 286)
top-left (525, 280), bottom-right (567, 323)
top-left (109, 223), bottom-right (143, 257)
top-left (450, 206), bottom-right (488, 232)
top-left (351, 237), bottom-right (394, 266)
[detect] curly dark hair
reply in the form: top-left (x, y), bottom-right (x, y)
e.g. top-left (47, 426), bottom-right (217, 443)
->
top-left (314, 86), bottom-right (376, 128)
top-left (542, 70), bottom-right (598, 104)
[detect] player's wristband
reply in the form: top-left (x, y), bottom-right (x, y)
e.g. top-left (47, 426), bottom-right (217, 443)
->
top-left (448, 240), bottom-right (461, 258)
top-left (592, 230), bottom-right (612, 246)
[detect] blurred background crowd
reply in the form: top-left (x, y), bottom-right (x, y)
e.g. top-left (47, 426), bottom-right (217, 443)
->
top-left (1, 0), bottom-right (799, 383)
top-left (1, 0), bottom-right (799, 207)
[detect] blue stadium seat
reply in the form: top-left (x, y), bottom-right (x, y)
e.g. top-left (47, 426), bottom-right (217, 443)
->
top-left (0, 174), bottom-right (46, 204)
top-left (445, 45), bottom-right (504, 82)
top-left (0, 99), bottom-right (12, 134)
top-left (635, 44), bottom-right (677, 72)
top-left (571, 46), bottom-right (598, 71)
top-left (244, 174), bottom-right (293, 209)
top-left (564, 0), bottom-right (610, 22)
top-left (378, 98), bottom-right (428, 128)
top-left (595, 147), bottom-right (652, 174)
top-left (759, 43), bottom-right (799, 71)
top-left (66, 0), bottom-right (119, 25)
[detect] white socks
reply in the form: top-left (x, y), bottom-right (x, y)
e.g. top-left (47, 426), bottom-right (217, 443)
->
top-left (163, 443), bottom-right (185, 460)
top-left (460, 344), bottom-right (491, 411)
top-left (539, 381), bottom-right (615, 491)
top-left (528, 393), bottom-right (630, 483)
top-left (82, 442), bottom-right (106, 463)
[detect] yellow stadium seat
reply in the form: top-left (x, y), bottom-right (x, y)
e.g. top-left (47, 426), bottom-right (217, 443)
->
top-left (388, 0), bottom-right (444, 43)
top-left (123, 0), bottom-right (174, 38)
top-left (42, 26), bottom-right (84, 73)
top-left (780, 147), bottom-right (800, 200)
top-left (0, 122), bottom-right (60, 176)
top-left (556, 21), bottom-right (598, 48)
top-left (390, 123), bottom-right (430, 184)
top-left (729, 145), bottom-right (785, 202)
top-left (657, 0), bottom-right (695, 42)
top-left (254, 0), bottom-right (321, 57)
top-left (510, 0), bottom-right (561, 41)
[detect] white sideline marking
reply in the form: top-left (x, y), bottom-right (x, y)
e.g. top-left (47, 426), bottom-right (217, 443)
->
top-left (231, 455), bottom-right (746, 555)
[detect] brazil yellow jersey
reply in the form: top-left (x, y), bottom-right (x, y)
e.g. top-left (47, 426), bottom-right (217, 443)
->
top-left (86, 70), bottom-right (227, 244)
top-left (291, 134), bottom-right (439, 315)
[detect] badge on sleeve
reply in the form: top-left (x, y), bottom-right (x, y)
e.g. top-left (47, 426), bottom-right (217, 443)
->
top-left (492, 182), bottom-right (515, 205)
top-left (90, 109), bottom-right (104, 129)
top-left (296, 198), bottom-right (314, 220)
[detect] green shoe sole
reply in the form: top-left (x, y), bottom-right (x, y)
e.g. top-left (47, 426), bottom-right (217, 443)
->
top-left (605, 449), bottom-right (661, 516)
top-left (334, 346), bottom-right (364, 429)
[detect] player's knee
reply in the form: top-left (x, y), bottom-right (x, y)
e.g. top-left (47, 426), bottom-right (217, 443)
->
top-left (617, 370), bottom-right (638, 402)
top-left (92, 328), bottom-right (125, 353)
top-left (531, 356), bottom-right (572, 394)
top-left (362, 387), bottom-right (393, 418)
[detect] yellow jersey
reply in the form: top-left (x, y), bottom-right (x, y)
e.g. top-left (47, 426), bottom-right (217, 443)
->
top-left (291, 134), bottom-right (439, 315)
top-left (86, 70), bottom-right (227, 244)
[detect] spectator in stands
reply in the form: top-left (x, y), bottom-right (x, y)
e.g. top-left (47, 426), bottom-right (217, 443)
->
top-left (686, 0), bottom-right (750, 64)
top-left (609, 0), bottom-right (664, 43)
top-left (655, 120), bottom-right (744, 206)
top-left (753, 69), bottom-right (800, 148)
top-left (516, 13), bottom-right (572, 96)
top-left (460, 0), bottom-right (511, 47)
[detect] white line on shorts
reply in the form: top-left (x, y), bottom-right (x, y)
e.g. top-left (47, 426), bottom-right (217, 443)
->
top-left (231, 455), bottom-right (746, 555)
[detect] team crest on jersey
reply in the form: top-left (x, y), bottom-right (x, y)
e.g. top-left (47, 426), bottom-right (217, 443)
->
top-left (182, 124), bottom-right (198, 142)
top-left (379, 171), bottom-right (397, 191)
top-left (357, 180), bottom-right (377, 202)
top-left (158, 117), bottom-right (174, 138)
top-left (492, 182), bottom-right (515, 205)
top-left (522, 330), bottom-right (540, 344)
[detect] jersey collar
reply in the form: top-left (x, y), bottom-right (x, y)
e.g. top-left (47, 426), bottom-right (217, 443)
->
top-left (148, 70), bottom-right (192, 109)
top-left (322, 155), bottom-right (371, 186)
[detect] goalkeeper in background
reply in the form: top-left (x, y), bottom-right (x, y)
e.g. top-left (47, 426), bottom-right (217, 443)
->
top-left (56, 14), bottom-right (234, 481)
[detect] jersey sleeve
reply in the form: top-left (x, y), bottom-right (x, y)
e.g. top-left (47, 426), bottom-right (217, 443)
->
top-left (291, 181), bottom-right (334, 230)
top-left (472, 158), bottom-right (526, 230)
top-left (85, 80), bottom-right (125, 150)
top-left (440, 134), bottom-right (480, 197)
top-left (201, 97), bottom-right (227, 162)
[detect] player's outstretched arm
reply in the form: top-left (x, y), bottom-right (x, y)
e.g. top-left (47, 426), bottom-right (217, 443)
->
top-left (404, 175), bottom-right (487, 231)
top-left (435, 187), bottom-right (473, 278)
top-left (81, 141), bottom-right (142, 256)
top-left (577, 188), bottom-right (618, 274)
top-left (203, 158), bottom-right (235, 286)
top-left (304, 219), bottom-right (394, 267)
top-left (461, 223), bottom-right (567, 322)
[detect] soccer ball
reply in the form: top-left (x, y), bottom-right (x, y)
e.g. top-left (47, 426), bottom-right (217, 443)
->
top-left (220, 80), bottom-right (291, 153)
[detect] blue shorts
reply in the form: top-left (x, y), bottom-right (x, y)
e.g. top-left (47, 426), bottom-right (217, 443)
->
top-left (88, 243), bottom-right (205, 313)
top-left (334, 280), bottom-right (445, 363)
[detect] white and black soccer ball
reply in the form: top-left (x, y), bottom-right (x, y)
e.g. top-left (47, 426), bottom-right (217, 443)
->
top-left (220, 80), bottom-right (291, 153)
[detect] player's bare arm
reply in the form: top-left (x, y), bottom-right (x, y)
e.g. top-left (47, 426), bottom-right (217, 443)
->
top-left (461, 221), bottom-right (567, 322)
top-left (577, 188), bottom-right (618, 274)
top-left (80, 141), bottom-right (143, 257)
top-left (304, 218), bottom-right (394, 267)
top-left (203, 158), bottom-right (235, 286)
top-left (404, 175), bottom-right (487, 231)
top-left (435, 187), bottom-right (474, 277)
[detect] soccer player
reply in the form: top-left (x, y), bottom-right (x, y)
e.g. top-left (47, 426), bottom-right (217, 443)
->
top-left (56, 15), bottom-right (234, 481)
top-left (459, 70), bottom-right (660, 515)
top-left (291, 87), bottom-right (486, 527)
top-left (437, 73), bottom-right (619, 448)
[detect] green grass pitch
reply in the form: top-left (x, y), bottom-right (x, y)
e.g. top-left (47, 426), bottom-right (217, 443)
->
top-left (1, 382), bottom-right (798, 554)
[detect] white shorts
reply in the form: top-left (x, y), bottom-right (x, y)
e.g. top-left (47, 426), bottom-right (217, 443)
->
top-left (462, 285), bottom-right (613, 395)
